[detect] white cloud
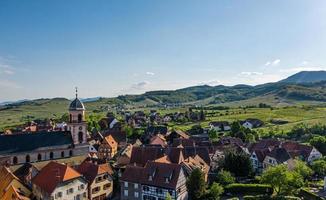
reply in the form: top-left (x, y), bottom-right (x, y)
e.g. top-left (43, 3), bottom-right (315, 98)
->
top-left (239, 71), bottom-right (263, 76)
top-left (301, 61), bottom-right (309, 66)
top-left (0, 79), bottom-right (21, 89)
top-left (131, 81), bottom-right (150, 90)
top-left (264, 59), bottom-right (280, 66)
top-left (0, 61), bottom-right (15, 75)
top-left (146, 71), bottom-right (155, 76)
top-left (198, 79), bottom-right (221, 86)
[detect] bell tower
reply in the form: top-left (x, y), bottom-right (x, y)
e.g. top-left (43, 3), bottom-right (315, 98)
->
top-left (67, 87), bottom-right (87, 145)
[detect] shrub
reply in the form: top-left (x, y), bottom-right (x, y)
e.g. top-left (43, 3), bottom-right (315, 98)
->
top-left (243, 195), bottom-right (300, 200)
top-left (299, 188), bottom-right (324, 200)
top-left (224, 184), bottom-right (273, 195)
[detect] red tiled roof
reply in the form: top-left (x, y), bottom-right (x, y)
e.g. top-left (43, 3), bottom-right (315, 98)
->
top-left (32, 162), bottom-right (82, 194)
top-left (129, 146), bottom-right (165, 166)
top-left (121, 161), bottom-right (183, 190)
top-left (77, 161), bottom-right (113, 184)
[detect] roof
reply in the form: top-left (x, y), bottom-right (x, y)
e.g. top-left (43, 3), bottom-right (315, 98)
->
top-left (266, 147), bottom-right (291, 163)
top-left (102, 130), bottom-right (127, 144)
top-left (121, 161), bottom-right (183, 190)
top-left (77, 161), bottom-right (113, 184)
top-left (129, 146), bottom-right (165, 166)
top-left (167, 130), bottom-right (190, 139)
top-left (281, 141), bottom-right (313, 160)
top-left (248, 139), bottom-right (281, 153)
top-left (241, 118), bottom-right (264, 127)
top-left (209, 121), bottom-right (230, 127)
top-left (103, 135), bottom-right (118, 148)
top-left (253, 149), bottom-right (270, 162)
top-left (0, 131), bottom-right (73, 154)
top-left (69, 97), bottom-right (85, 111)
top-left (172, 138), bottom-right (196, 147)
top-left (2, 186), bottom-right (30, 200)
top-left (165, 147), bottom-right (184, 164)
top-left (149, 134), bottom-right (167, 147)
top-left (32, 162), bottom-right (82, 194)
top-left (147, 126), bottom-right (168, 135)
top-left (183, 146), bottom-right (211, 165)
top-left (14, 163), bottom-right (40, 180)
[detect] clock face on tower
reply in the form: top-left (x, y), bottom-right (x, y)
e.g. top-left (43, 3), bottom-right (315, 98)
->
top-left (79, 126), bottom-right (83, 130)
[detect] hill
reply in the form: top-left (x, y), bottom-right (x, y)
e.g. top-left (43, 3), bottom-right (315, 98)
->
top-left (1, 71), bottom-right (326, 130)
top-left (280, 70), bottom-right (326, 83)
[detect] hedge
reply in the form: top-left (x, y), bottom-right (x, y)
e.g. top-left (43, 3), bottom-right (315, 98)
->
top-left (243, 195), bottom-right (300, 200)
top-left (299, 188), bottom-right (325, 200)
top-left (225, 184), bottom-right (273, 195)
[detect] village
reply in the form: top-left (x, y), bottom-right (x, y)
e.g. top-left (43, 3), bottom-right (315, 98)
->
top-left (0, 92), bottom-right (325, 200)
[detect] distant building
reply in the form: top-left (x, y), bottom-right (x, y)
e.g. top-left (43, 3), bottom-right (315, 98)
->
top-left (32, 161), bottom-right (88, 200)
top-left (209, 121), bottom-right (231, 131)
top-left (98, 135), bottom-right (118, 161)
top-left (0, 90), bottom-right (89, 166)
top-left (240, 119), bottom-right (264, 129)
top-left (120, 161), bottom-right (188, 200)
top-left (77, 160), bottom-right (114, 200)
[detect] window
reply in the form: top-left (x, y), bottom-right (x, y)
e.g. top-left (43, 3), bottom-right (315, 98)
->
top-left (50, 152), bottom-right (54, 159)
top-left (103, 183), bottom-right (111, 190)
top-left (134, 183), bottom-right (138, 189)
top-left (124, 190), bottom-right (128, 196)
top-left (56, 192), bottom-right (62, 198)
top-left (96, 176), bottom-right (103, 183)
top-left (92, 187), bottom-right (100, 194)
top-left (78, 184), bottom-right (84, 190)
top-left (156, 188), bottom-right (163, 194)
top-left (25, 155), bottom-right (30, 163)
top-left (69, 150), bottom-right (73, 156)
top-left (134, 192), bottom-right (139, 198)
top-left (67, 188), bottom-right (73, 194)
top-left (70, 114), bottom-right (72, 123)
top-left (78, 132), bottom-right (84, 144)
top-left (78, 114), bottom-right (82, 123)
top-left (124, 182), bottom-right (128, 187)
top-left (13, 157), bottom-right (18, 164)
top-left (61, 151), bottom-right (65, 158)
top-left (37, 154), bottom-right (42, 161)
top-left (143, 186), bottom-right (149, 191)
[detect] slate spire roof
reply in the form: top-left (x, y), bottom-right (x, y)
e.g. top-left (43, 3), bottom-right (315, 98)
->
top-left (69, 87), bottom-right (85, 111)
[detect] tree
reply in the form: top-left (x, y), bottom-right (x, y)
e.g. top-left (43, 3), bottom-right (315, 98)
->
top-left (260, 164), bottom-right (304, 195)
top-left (221, 151), bottom-right (253, 177)
top-left (261, 165), bottom-right (289, 195)
top-left (186, 168), bottom-right (206, 200)
top-left (310, 136), bottom-right (326, 155)
top-left (216, 170), bottom-right (235, 186)
top-left (293, 159), bottom-right (313, 180)
top-left (208, 129), bottom-right (218, 141)
top-left (165, 193), bottom-right (172, 200)
top-left (311, 159), bottom-right (326, 177)
top-left (230, 121), bottom-right (241, 135)
top-left (206, 183), bottom-right (224, 200)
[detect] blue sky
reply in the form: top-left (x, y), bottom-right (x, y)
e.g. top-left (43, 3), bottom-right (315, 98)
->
top-left (0, 0), bottom-right (326, 101)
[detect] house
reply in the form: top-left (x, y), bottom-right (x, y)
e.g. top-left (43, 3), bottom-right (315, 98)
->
top-left (182, 155), bottom-right (210, 182)
top-left (263, 147), bottom-right (293, 169)
top-left (166, 130), bottom-right (190, 144)
top-left (129, 146), bottom-right (165, 167)
top-left (32, 162), bottom-right (88, 200)
top-left (209, 121), bottom-right (231, 131)
top-left (14, 163), bottom-right (41, 187)
top-left (281, 141), bottom-right (322, 163)
top-left (120, 161), bottom-right (188, 200)
top-left (98, 135), bottom-right (118, 161)
top-left (149, 134), bottom-right (167, 147)
top-left (115, 144), bottom-right (133, 169)
top-left (250, 149), bottom-right (270, 173)
top-left (240, 119), bottom-right (264, 129)
top-left (0, 166), bottom-right (31, 200)
top-left (77, 160), bottom-right (114, 200)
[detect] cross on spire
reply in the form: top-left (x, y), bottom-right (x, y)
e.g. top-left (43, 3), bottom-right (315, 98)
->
top-left (75, 87), bottom-right (78, 98)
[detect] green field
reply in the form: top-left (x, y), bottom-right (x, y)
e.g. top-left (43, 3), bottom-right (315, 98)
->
top-left (1, 97), bottom-right (326, 135)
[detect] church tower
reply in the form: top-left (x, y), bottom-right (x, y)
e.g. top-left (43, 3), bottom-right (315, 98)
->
top-left (67, 88), bottom-right (87, 145)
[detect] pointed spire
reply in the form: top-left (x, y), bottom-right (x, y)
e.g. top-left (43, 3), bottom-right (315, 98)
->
top-left (75, 87), bottom-right (78, 99)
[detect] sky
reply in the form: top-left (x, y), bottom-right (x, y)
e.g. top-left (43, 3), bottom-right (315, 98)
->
top-left (0, 0), bottom-right (326, 101)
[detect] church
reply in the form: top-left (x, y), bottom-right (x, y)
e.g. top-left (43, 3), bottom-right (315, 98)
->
top-left (0, 91), bottom-right (89, 166)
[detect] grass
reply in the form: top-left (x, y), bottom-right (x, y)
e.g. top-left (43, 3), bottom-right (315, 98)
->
top-left (1, 97), bottom-right (326, 135)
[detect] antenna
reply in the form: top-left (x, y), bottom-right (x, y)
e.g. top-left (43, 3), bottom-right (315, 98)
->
top-left (75, 87), bottom-right (78, 98)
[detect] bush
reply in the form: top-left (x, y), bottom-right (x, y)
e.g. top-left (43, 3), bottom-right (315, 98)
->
top-left (299, 188), bottom-right (325, 200)
top-left (224, 184), bottom-right (273, 195)
top-left (243, 195), bottom-right (300, 200)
